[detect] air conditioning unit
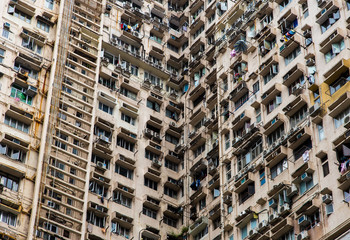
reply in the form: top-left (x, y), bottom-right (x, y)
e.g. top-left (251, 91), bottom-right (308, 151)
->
top-left (269, 199), bottom-right (277, 208)
top-left (133, 32), bottom-right (140, 38)
top-left (26, 85), bottom-right (38, 96)
top-left (279, 203), bottom-right (290, 215)
top-left (233, 136), bottom-right (242, 145)
top-left (106, 4), bottom-right (112, 11)
top-left (301, 172), bottom-right (311, 182)
top-left (317, 0), bottom-right (326, 7)
top-left (189, 131), bottom-right (196, 138)
top-left (298, 215), bottom-right (310, 226)
top-left (322, 194), bottom-right (333, 204)
top-left (292, 83), bottom-right (303, 95)
top-left (269, 212), bottom-right (279, 222)
top-left (249, 228), bottom-right (258, 238)
top-left (303, 29), bottom-right (311, 38)
top-left (287, 184), bottom-right (298, 197)
top-left (306, 58), bottom-right (315, 66)
top-left (170, 122), bottom-right (176, 127)
top-left (297, 231), bottom-right (309, 240)
top-left (96, 161), bottom-right (105, 169)
top-left (3, 22), bottom-right (10, 28)
top-left (152, 159), bottom-right (161, 167)
top-left (258, 220), bottom-right (268, 230)
top-left (99, 135), bottom-right (110, 143)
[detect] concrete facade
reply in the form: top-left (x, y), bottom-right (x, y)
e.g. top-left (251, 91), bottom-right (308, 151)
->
top-left (0, 0), bottom-right (350, 239)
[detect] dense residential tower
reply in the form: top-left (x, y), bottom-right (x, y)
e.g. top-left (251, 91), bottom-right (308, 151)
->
top-left (1, 0), bottom-right (350, 239)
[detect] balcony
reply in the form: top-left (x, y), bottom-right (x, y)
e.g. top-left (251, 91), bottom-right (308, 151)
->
top-left (112, 212), bottom-right (133, 229)
top-left (232, 110), bottom-right (251, 131)
top-left (282, 95), bottom-right (307, 117)
top-left (259, 55), bottom-right (278, 76)
top-left (230, 82), bottom-right (249, 102)
top-left (315, 0), bottom-right (341, 25)
top-left (270, 217), bottom-right (293, 240)
top-left (319, 28), bottom-right (345, 54)
top-left (288, 125), bottom-right (312, 150)
top-left (209, 204), bottom-right (220, 220)
top-left (265, 145), bottom-right (288, 168)
top-left (261, 83), bottom-right (282, 105)
top-left (282, 63), bottom-right (305, 87)
top-left (234, 172), bottom-right (254, 193)
top-left (263, 113), bottom-right (284, 136)
top-left (115, 153), bottom-right (136, 169)
top-left (208, 174), bottom-right (220, 190)
top-left (94, 135), bottom-right (112, 154)
top-left (329, 91), bottom-right (350, 118)
top-left (189, 216), bottom-right (208, 236)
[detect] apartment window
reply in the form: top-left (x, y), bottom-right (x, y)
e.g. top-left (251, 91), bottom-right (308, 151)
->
top-left (98, 102), bottom-right (113, 114)
top-left (2, 27), bottom-right (10, 39)
top-left (239, 183), bottom-right (255, 204)
top-left (193, 144), bottom-right (205, 158)
top-left (165, 159), bottom-right (179, 172)
top-left (54, 132), bottom-right (68, 150)
top-left (143, 206), bottom-right (157, 219)
top-left (164, 215), bottom-right (177, 227)
top-left (111, 222), bottom-right (130, 238)
top-left (121, 113), bottom-right (135, 126)
top-left (224, 132), bottom-right (230, 150)
top-left (334, 106), bottom-right (350, 128)
top-left (144, 177), bottom-right (158, 190)
top-left (146, 100), bottom-right (161, 112)
top-left (0, 212), bottom-right (17, 227)
top-left (279, 0), bottom-right (292, 10)
top-left (347, 0), bottom-right (350, 10)
top-left (4, 115), bottom-right (30, 133)
top-left (255, 107), bottom-right (261, 123)
top-left (98, 77), bottom-right (116, 90)
top-left (0, 143), bottom-right (27, 162)
top-left (165, 133), bottom-right (179, 145)
top-left (320, 155), bottom-right (329, 177)
top-left (290, 105), bottom-right (308, 128)
top-left (260, 169), bottom-right (266, 186)
top-left (0, 49), bottom-right (5, 63)
top-left (164, 186), bottom-right (178, 198)
top-left (0, 171), bottom-right (19, 192)
top-left (117, 137), bottom-right (135, 152)
top-left (241, 218), bottom-right (257, 240)
top-left (113, 191), bottom-right (132, 208)
top-left (9, 7), bottom-right (32, 23)
top-left (267, 125), bottom-right (284, 146)
top-left (167, 43), bottom-right (179, 53)
top-left (208, 13), bottom-right (215, 24)
top-left (320, 9), bottom-right (340, 34)
top-left (271, 158), bottom-right (288, 179)
top-left (329, 72), bottom-right (350, 95)
top-left (288, 75), bottom-right (305, 95)
top-left (263, 64), bottom-right (278, 84)
top-left (14, 62), bottom-right (38, 79)
top-left (199, 197), bottom-right (206, 210)
top-left (284, 46), bottom-right (301, 65)
top-left (115, 164), bottom-right (133, 179)
top-left (37, 20), bottom-right (50, 32)
top-left (299, 173), bottom-right (314, 195)
top-left (193, 25), bottom-right (204, 40)
top-left (194, 226), bottom-right (208, 240)
top-left (279, 230), bottom-right (294, 240)
top-left (166, 108), bottom-right (178, 121)
top-left (120, 87), bottom-right (137, 101)
top-left (45, 0), bottom-right (54, 9)
top-left (89, 181), bottom-right (107, 197)
top-left (317, 123), bottom-right (325, 141)
top-left (87, 211), bottom-right (106, 228)
top-left (325, 39), bottom-right (344, 63)
top-left (226, 163), bottom-right (232, 181)
top-left (302, 2), bottom-right (309, 18)
top-left (144, 72), bottom-right (162, 87)
top-left (10, 84), bottom-right (33, 105)
top-left (130, 64), bottom-right (138, 76)
top-left (267, 94), bottom-right (282, 114)
top-left (145, 150), bottom-right (160, 161)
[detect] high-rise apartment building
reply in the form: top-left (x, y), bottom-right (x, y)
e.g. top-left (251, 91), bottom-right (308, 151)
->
top-left (0, 0), bottom-right (350, 239)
